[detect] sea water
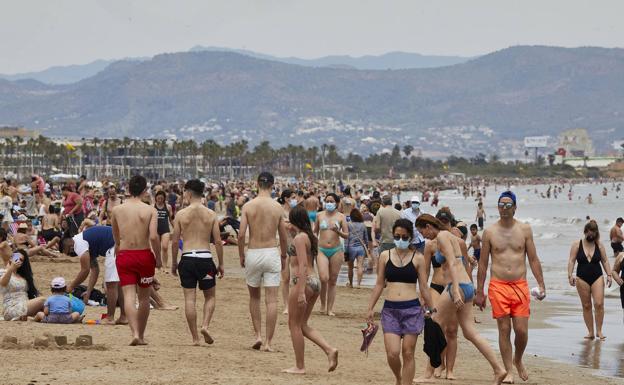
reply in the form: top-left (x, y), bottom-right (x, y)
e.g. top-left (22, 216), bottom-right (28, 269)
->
top-left (339, 182), bottom-right (624, 377)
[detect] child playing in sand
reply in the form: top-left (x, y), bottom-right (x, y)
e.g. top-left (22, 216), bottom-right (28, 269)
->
top-left (34, 277), bottom-right (82, 324)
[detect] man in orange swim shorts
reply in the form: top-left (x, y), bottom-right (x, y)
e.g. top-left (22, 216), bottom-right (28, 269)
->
top-left (111, 175), bottom-right (162, 346)
top-left (475, 191), bottom-right (546, 384)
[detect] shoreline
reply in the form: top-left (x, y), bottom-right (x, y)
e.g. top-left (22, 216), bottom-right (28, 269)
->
top-left (1, 250), bottom-right (622, 385)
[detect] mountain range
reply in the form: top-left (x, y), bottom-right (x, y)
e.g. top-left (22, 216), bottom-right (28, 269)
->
top-left (0, 48), bottom-right (470, 85)
top-left (0, 45), bottom-right (622, 157)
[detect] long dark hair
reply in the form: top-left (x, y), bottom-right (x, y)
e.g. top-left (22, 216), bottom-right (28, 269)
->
top-left (277, 189), bottom-right (293, 205)
top-left (289, 206), bottom-right (318, 258)
top-left (15, 249), bottom-right (39, 299)
top-left (584, 220), bottom-right (600, 242)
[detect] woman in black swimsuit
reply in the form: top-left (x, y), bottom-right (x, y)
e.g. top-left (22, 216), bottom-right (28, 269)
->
top-left (567, 220), bottom-right (612, 340)
top-left (154, 190), bottom-right (173, 272)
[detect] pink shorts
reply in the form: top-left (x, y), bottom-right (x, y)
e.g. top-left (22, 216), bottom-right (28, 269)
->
top-left (116, 249), bottom-right (156, 288)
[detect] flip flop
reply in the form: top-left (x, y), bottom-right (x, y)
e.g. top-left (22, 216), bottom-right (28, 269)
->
top-left (360, 323), bottom-right (378, 355)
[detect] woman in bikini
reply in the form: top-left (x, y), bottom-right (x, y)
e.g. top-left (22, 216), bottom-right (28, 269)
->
top-left (366, 218), bottom-right (433, 385)
top-left (416, 214), bottom-right (506, 385)
top-left (278, 189), bottom-right (298, 314)
top-left (314, 193), bottom-right (348, 316)
top-left (567, 220), bottom-right (612, 340)
top-left (282, 206), bottom-right (338, 375)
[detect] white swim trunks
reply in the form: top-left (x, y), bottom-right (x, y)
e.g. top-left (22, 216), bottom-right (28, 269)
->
top-left (245, 247), bottom-right (281, 288)
top-left (104, 247), bottom-right (119, 283)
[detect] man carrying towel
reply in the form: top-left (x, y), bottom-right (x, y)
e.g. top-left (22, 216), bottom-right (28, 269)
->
top-left (475, 190), bottom-right (546, 384)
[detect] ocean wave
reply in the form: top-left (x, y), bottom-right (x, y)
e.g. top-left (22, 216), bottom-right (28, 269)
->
top-left (519, 216), bottom-right (585, 227)
top-left (534, 232), bottom-right (561, 240)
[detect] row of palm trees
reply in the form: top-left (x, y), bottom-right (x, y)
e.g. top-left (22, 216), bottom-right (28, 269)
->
top-left (0, 135), bottom-right (348, 180)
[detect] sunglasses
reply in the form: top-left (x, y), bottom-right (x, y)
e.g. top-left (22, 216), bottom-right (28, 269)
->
top-left (393, 235), bottom-right (410, 241)
top-left (498, 202), bottom-right (514, 209)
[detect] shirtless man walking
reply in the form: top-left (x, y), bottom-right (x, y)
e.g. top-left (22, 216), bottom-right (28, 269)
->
top-left (238, 172), bottom-right (288, 351)
top-left (609, 218), bottom-right (624, 258)
top-left (110, 175), bottom-right (162, 346)
top-left (475, 191), bottom-right (546, 384)
top-left (171, 179), bottom-right (224, 346)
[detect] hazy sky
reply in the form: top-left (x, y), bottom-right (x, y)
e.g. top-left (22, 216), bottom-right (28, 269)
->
top-left (1, 0), bottom-right (622, 74)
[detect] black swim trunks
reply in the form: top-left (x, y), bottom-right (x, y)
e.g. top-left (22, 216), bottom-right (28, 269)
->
top-left (178, 251), bottom-right (217, 290)
top-left (612, 242), bottom-right (623, 255)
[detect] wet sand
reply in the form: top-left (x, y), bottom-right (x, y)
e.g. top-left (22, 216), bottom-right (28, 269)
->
top-left (1, 248), bottom-right (622, 385)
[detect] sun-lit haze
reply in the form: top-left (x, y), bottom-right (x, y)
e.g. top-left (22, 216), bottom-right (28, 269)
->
top-left (1, 0), bottom-right (623, 74)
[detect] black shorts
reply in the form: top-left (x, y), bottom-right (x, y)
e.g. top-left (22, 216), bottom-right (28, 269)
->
top-left (178, 256), bottom-right (217, 290)
top-left (41, 228), bottom-right (61, 242)
top-left (612, 242), bottom-right (623, 254)
top-left (478, 217), bottom-right (484, 229)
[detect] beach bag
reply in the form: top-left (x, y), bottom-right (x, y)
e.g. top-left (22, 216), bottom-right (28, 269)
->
top-left (66, 294), bottom-right (86, 314)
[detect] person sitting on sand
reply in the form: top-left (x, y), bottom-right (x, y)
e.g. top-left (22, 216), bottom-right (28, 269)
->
top-left (171, 179), bottom-right (224, 346)
top-left (13, 222), bottom-right (59, 258)
top-left (0, 247), bottom-right (45, 321)
top-left (34, 277), bottom-right (82, 323)
top-left (567, 220), bottom-right (612, 340)
top-left (282, 206), bottom-right (338, 375)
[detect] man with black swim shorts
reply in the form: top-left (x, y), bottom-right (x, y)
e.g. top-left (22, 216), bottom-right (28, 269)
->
top-left (111, 175), bottom-right (162, 346)
top-left (171, 179), bottom-right (224, 346)
top-left (610, 218), bottom-right (624, 258)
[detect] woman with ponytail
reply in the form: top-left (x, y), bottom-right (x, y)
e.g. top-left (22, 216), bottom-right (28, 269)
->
top-left (415, 214), bottom-right (506, 384)
top-left (282, 206), bottom-right (338, 374)
top-left (567, 220), bottom-right (612, 340)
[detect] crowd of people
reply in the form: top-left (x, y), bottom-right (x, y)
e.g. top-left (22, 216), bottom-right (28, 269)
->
top-left (1, 172), bottom-right (623, 384)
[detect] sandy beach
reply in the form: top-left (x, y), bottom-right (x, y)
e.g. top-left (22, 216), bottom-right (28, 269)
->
top-left (1, 247), bottom-right (622, 385)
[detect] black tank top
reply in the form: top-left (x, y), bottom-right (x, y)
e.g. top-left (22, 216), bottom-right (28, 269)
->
top-left (155, 205), bottom-right (170, 234)
top-left (385, 250), bottom-right (418, 284)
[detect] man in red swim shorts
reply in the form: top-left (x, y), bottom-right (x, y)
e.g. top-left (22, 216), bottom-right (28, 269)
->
top-left (475, 191), bottom-right (546, 384)
top-left (111, 175), bottom-right (162, 346)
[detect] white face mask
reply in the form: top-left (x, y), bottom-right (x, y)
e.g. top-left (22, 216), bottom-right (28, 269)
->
top-left (289, 199), bottom-right (298, 208)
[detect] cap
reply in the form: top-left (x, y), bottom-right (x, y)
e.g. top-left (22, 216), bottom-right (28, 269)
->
top-left (51, 277), bottom-right (66, 289)
top-left (18, 222), bottom-right (28, 229)
top-left (361, 195), bottom-right (370, 200)
top-left (498, 190), bottom-right (517, 205)
top-left (410, 196), bottom-right (421, 203)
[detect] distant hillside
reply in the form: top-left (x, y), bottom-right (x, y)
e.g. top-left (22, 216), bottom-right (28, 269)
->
top-left (189, 46), bottom-right (471, 69)
top-left (0, 46), bottom-right (622, 156)
top-left (0, 60), bottom-right (113, 85)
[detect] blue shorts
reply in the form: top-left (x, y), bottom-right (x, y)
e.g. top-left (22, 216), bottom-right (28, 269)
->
top-left (347, 246), bottom-right (365, 261)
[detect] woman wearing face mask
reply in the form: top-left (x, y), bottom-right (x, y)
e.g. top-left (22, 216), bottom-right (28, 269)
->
top-left (366, 219), bottom-right (433, 385)
top-left (416, 214), bottom-right (506, 385)
top-left (0, 246), bottom-right (45, 321)
top-left (314, 193), bottom-right (348, 316)
top-left (567, 220), bottom-right (612, 340)
top-left (278, 189), bottom-right (299, 314)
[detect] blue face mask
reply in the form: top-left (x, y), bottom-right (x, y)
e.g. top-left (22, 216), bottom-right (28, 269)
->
top-left (325, 202), bottom-right (336, 212)
top-left (394, 239), bottom-right (410, 249)
top-left (289, 199), bottom-right (298, 208)
top-left (412, 203), bottom-right (420, 211)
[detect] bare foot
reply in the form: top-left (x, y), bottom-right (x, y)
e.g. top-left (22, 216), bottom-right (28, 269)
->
top-left (262, 345), bottom-right (275, 352)
top-left (281, 367), bottom-right (305, 374)
top-left (583, 334), bottom-right (595, 340)
top-left (513, 359), bottom-right (528, 382)
top-left (319, 307), bottom-right (326, 314)
top-left (100, 318), bottom-right (116, 325)
top-left (445, 371), bottom-right (456, 380)
top-left (434, 364), bottom-right (445, 378)
top-left (327, 348), bottom-right (338, 372)
top-left (192, 339), bottom-right (201, 346)
top-left (201, 328), bottom-right (214, 344)
top-left (502, 372), bottom-right (514, 384)
top-left (252, 340), bottom-right (262, 350)
top-left (115, 318), bottom-right (129, 325)
top-left (597, 333), bottom-right (606, 341)
top-left (494, 369), bottom-right (508, 385)
top-left (138, 339), bottom-right (148, 346)
top-left (130, 337), bottom-right (140, 346)
top-left (327, 311), bottom-right (336, 317)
